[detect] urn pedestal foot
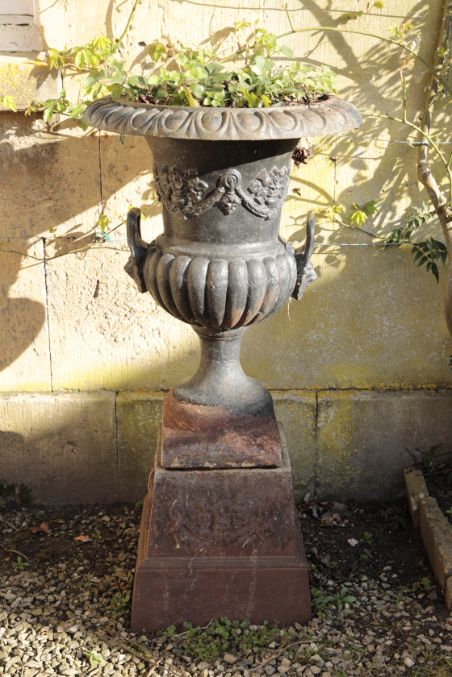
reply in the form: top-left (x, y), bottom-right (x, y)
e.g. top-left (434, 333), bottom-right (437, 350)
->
top-left (131, 427), bottom-right (311, 633)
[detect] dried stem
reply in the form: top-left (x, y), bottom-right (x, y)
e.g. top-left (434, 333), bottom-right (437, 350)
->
top-left (416, 0), bottom-right (452, 332)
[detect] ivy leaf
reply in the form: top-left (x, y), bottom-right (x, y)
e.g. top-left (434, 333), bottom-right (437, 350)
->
top-left (250, 55), bottom-right (267, 76)
top-left (148, 40), bottom-right (166, 62)
top-left (43, 105), bottom-right (55, 123)
top-left (362, 200), bottom-right (378, 216)
top-left (1, 95), bottom-right (17, 112)
top-left (68, 103), bottom-right (84, 118)
top-left (278, 45), bottom-right (293, 58)
top-left (350, 206), bottom-right (368, 227)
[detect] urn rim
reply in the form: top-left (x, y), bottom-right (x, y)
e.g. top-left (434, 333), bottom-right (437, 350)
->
top-left (83, 95), bottom-right (362, 141)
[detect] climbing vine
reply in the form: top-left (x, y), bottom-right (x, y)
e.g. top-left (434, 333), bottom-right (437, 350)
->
top-left (0, 0), bottom-right (451, 333)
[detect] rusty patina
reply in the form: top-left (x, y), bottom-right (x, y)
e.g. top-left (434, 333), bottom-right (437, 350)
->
top-left (131, 431), bottom-right (311, 632)
top-left (83, 96), bottom-right (361, 631)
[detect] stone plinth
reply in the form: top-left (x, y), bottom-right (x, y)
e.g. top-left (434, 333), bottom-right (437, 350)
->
top-left (131, 427), bottom-right (311, 632)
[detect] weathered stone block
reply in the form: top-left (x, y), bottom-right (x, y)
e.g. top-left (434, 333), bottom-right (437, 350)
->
top-left (243, 246), bottom-right (452, 391)
top-left (316, 390), bottom-right (452, 501)
top-left (404, 467), bottom-right (429, 527)
top-left (0, 239), bottom-right (51, 392)
top-left (116, 391), bottom-right (164, 502)
top-left (0, 57), bottom-right (57, 110)
top-left (0, 392), bottom-right (116, 503)
top-left (272, 391), bottom-right (317, 500)
top-left (418, 496), bottom-right (452, 592)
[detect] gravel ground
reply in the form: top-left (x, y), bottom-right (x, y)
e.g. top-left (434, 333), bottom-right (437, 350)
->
top-left (0, 498), bottom-right (451, 677)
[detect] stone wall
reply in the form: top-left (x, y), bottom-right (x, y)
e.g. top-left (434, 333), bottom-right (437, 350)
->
top-left (1, 0), bottom-right (451, 503)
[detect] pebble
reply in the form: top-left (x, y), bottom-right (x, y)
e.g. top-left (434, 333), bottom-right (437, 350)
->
top-left (0, 504), bottom-right (448, 677)
top-left (223, 653), bottom-right (238, 665)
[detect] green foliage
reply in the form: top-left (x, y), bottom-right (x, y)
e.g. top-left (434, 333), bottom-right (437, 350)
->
top-left (0, 24), bottom-right (335, 124)
top-left (1, 95), bottom-right (17, 111)
top-left (84, 649), bottom-right (105, 668)
top-left (419, 576), bottom-right (432, 592)
top-left (12, 556), bottom-right (29, 572)
top-left (412, 239), bottom-right (448, 283)
top-left (388, 22), bottom-right (415, 44)
top-left (162, 618), bottom-right (294, 663)
top-left (108, 590), bottom-right (131, 618)
top-left (384, 206), bottom-right (448, 281)
top-left (91, 528), bottom-right (103, 542)
top-left (94, 212), bottom-right (112, 242)
top-left (0, 481), bottom-right (33, 508)
top-left (384, 204), bottom-right (430, 246)
top-left (349, 200), bottom-right (378, 227)
top-left (134, 30), bottom-right (335, 108)
top-left (311, 585), bottom-right (357, 617)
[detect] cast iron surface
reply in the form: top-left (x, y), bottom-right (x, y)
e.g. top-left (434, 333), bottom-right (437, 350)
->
top-left (83, 95), bottom-right (361, 140)
top-left (131, 431), bottom-right (311, 632)
top-left (84, 97), bottom-right (361, 468)
top-left (125, 137), bottom-right (306, 420)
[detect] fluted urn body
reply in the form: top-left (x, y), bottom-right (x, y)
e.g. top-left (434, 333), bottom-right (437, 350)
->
top-left (83, 95), bottom-right (361, 632)
top-left (84, 96), bottom-right (361, 469)
top-left (147, 137), bottom-right (297, 334)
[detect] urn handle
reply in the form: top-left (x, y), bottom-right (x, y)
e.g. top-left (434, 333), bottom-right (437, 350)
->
top-left (124, 208), bottom-right (151, 293)
top-left (291, 212), bottom-right (318, 301)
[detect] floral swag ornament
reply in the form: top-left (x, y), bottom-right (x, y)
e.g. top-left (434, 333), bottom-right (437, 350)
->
top-left (154, 164), bottom-right (290, 220)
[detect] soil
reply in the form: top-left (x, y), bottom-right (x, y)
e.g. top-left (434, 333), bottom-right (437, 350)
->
top-left (135, 93), bottom-right (329, 107)
top-left (0, 500), bottom-right (132, 579)
top-left (298, 498), bottom-right (433, 588)
top-left (0, 493), bottom-right (432, 592)
top-left (424, 464), bottom-right (452, 523)
top-left (1, 492), bottom-right (450, 676)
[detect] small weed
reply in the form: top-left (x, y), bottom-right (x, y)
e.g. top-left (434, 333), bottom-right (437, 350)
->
top-left (360, 547), bottom-right (373, 562)
top-left (91, 528), bottom-right (103, 543)
top-left (362, 531), bottom-right (374, 546)
top-left (420, 445), bottom-right (444, 472)
top-left (445, 506), bottom-right (452, 518)
top-left (419, 576), bottom-right (432, 592)
top-left (109, 590), bottom-right (131, 618)
top-left (84, 649), bottom-right (104, 668)
top-left (12, 556), bottom-right (29, 572)
top-left (359, 532), bottom-right (374, 562)
top-left (412, 649), bottom-right (452, 677)
top-left (311, 585), bottom-right (357, 617)
top-left (394, 587), bottom-right (407, 605)
top-left (379, 504), bottom-right (409, 531)
top-left (161, 618), bottom-right (293, 663)
top-left (0, 481), bottom-right (33, 508)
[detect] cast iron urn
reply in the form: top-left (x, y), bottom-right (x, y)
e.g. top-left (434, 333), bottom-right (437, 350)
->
top-left (84, 96), bottom-right (361, 631)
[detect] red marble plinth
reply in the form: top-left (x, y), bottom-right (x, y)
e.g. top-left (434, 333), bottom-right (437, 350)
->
top-left (131, 427), bottom-right (311, 632)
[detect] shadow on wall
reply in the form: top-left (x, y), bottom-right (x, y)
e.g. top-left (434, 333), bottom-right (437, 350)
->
top-left (1, 384), bottom-right (452, 505)
top-left (1, 0), bottom-right (450, 388)
top-left (286, 0), bottom-right (435, 231)
top-left (0, 115), bottom-right (151, 374)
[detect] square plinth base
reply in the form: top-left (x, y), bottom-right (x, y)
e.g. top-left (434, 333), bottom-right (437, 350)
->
top-left (131, 428), bottom-right (311, 633)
